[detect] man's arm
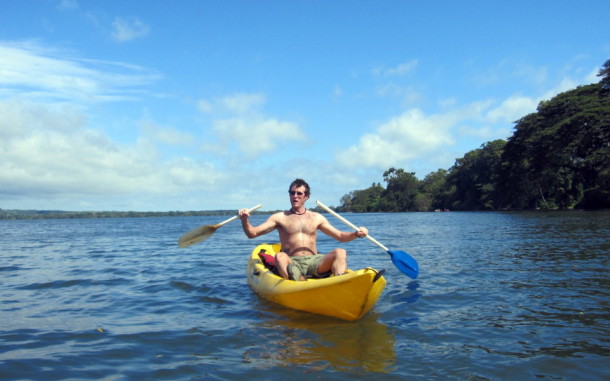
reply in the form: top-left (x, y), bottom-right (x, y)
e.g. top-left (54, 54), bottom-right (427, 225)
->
top-left (317, 213), bottom-right (368, 242)
top-left (239, 211), bottom-right (278, 239)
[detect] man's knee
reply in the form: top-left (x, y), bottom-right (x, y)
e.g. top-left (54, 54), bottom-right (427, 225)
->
top-left (276, 252), bottom-right (291, 265)
top-left (335, 248), bottom-right (346, 259)
top-left (275, 252), bottom-right (291, 279)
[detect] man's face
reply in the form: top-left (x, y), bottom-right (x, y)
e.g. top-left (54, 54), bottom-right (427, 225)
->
top-left (289, 185), bottom-right (308, 207)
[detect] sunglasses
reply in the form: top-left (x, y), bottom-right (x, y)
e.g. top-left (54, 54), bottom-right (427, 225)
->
top-left (288, 191), bottom-right (306, 196)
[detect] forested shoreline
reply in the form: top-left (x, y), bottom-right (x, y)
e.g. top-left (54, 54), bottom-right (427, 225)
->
top-left (0, 209), bottom-right (273, 220)
top-left (338, 59), bottom-right (610, 212)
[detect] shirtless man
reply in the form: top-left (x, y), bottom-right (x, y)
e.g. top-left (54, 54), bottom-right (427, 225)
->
top-left (238, 178), bottom-right (368, 281)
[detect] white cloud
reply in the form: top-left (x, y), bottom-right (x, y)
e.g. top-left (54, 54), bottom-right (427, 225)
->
top-left (372, 60), bottom-right (421, 106)
top-left (373, 59), bottom-right (418, 76)
top-left (0, 42), bottom-right (97, 99)
top-left (0, 41), bottom-right (310, 209)
top-left (585, 66), bottom-right (601, 84)
top-left (0, 41), bottom-right (160, 103)
top-left (111, 17), bottom-right (150, 42)
top-left (485, 95), bottom-right (538, 124)
top-left (0, 99), bottom-right (225, 206)
top-left (336, 97), bottom-right (532, 172)
top-left (212, 117), bottom-right (306, 156)
top-left (197, 92), bottom-right (308, 157)
top-left (221, 93), bottom-right (265, 114)
top-left (333, 84), bottom-right (343, 97)
top-left (57, 0), bottom-right (78, 11)
top-left (139, 119), bottom-right (193, 146)
top-left (513, 63), bottom-right (548, 84)
top-left (337, 108), bottom-right (455, 169)
top-left (338, 63), bottom-right (599, 173)
top-left (541, 77), bottom-right (580, 101)
top-left (198, 93), bottom-right (266, 114)
top-left (376, 83), bottom-right (423, 107)
top-left (197, 99), bottom-right (213, 113)
top-left (476, 72), bottom-right (592, 129)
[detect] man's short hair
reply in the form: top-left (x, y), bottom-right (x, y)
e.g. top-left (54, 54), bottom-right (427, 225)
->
top-left (289, 178), bottom-right (310, 196)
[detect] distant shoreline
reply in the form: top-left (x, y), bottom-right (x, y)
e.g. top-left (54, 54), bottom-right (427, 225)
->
top-left (1, 208), bottom-right (602, 220)
top-left (0, 209), bottom-right (272, 220)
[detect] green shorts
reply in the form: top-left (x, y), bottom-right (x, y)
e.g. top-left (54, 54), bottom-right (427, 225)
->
top-left (290, 254), bottom-right (328, 279)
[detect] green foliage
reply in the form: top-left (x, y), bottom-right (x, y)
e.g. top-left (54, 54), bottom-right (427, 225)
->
top-left (498, 82), bottom-right (610, 209)
top-left (446, 140), bottom-right (506, 210)
top-left (339, 59), bottom-right (610, 212)
top-left (598, 59), bottom-right (610, 91)
top-left (0, 209), bottom-right (268, 220)
top-left (338, 183), bottom-right (385, 212)
top-left (382, 168), bottom-right (421, 211)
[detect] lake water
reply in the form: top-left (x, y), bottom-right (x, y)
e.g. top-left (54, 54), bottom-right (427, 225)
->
top-left (1, 211), bottom-right (609, 380)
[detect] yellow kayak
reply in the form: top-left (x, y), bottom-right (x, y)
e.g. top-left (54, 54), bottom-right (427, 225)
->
top-left (246, 243), bottom-right (386, 321)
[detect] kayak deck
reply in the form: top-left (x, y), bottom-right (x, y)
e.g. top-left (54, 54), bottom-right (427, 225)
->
top-left (246, 243), bottom-right (386, 321)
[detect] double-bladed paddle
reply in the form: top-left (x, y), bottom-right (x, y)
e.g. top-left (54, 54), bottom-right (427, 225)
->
top-left (316, 200), bottom-right (419, 279)
top-left (178, 204), bottom-right (262, 248)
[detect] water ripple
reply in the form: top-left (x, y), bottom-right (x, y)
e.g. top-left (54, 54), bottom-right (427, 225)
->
top-left (1, 212), bottom-right (608, 379)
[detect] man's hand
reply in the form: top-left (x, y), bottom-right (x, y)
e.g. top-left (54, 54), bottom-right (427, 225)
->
top-left (355, 227), bottom-right (368, 238)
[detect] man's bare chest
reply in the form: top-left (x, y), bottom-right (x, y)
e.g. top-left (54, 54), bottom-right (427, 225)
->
top-left (278, 215), bottom-right (317, 235)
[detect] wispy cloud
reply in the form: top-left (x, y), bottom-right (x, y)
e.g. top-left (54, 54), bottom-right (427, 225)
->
top-left (199, 93), bottom-right (266, 114)
top-left (0, 41), bottom-right (216, 209)
top-left (111, 17), bottom-right (150, 42)
top-left (139, 118), bottom-right (194, 146)
top-left (0, 41), bottom-right (160, 103)
top-left (198, 93), bottom-right (308, 157)
top-left (335, 96), bottom-right (537, 171)
top-left (373, 59), bottom-right (419, 76)
top-left (337, 108), bottom-right (455, 169)
top-left (340, 57), bottom-right (600, 175)
top-left (57, 0), bottom-right (78, 11)
top-left (485, 95), bottom-right (538, 124)
top-left (212, 117), bottom-right (306, 157)
top-left (0, 98), bottom-right (226, 208)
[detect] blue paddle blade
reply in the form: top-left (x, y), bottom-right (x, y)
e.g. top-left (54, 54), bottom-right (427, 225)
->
top-left (388, 250), bottom-right (419, 279)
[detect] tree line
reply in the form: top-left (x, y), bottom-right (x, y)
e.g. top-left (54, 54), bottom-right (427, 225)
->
top-left (0, 209), bottom-right (268, 220)
top-left (338, 59), bottom-right (610, 212)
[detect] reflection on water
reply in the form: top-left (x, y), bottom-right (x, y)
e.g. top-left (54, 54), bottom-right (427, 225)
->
top-left (244, 304), bottom-right (396, 373)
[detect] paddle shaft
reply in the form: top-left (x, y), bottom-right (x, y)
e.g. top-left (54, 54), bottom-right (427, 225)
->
top-left (316, 200), bottom-right (389, 251)
top-left (216, 204), bottom-right (263, 228)
top-left (178, 204), bottom-right (263, 248)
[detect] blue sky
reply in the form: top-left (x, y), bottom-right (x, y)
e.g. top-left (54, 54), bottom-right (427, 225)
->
top-left (1, 0), bottom-right (609, 211)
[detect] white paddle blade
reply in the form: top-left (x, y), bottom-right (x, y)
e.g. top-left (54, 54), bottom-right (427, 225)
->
top-left (177, 204), bottom-right (263, 248)
top-left (178, 225), bottom-right (216, 248)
